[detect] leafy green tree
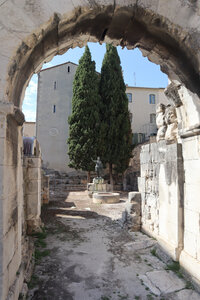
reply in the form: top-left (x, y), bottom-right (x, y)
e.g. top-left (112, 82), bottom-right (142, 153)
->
top-left (99, 44), bottom-right (133, 185)
top-left (68, 45), bottom-right (101, 182)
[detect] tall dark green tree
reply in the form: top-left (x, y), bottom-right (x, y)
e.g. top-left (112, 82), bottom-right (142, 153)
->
top-left (68, 45), bottom-right (100, 182)
top-left (99, 44), bottom-right (133, 185)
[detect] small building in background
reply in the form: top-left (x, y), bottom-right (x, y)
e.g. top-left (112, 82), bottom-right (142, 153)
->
top-left (23, 121), bottom-right (36, 137)
top-left (36, 62), bottom-right (170, 173)
top-left (126, 86), bottom-right (169, 145)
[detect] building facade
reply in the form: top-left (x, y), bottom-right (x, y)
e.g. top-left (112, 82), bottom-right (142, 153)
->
top-left (36, 62), bottom-right (77, 172)
top-left (126, 86), bottom-right (169, 144)
top-left (23, 121), bottom-right (36, 137)
top-left (36, 62), bottom-right (169, 172)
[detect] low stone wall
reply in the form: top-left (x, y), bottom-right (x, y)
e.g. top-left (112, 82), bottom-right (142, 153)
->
top-left (138, 141), bottom-right (184, 261)
top-left (23, 156), bottom-right (42, 234)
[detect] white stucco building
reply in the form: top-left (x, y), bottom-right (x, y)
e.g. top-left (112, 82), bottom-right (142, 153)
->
top-left (36, 62), bottom-right (77, 172)
top-left (23, 121), bottom-right (36, 137)
top-left (36, 61), bottom-right (169, 172)
top-left (126, 86), bottom-right (169, 144)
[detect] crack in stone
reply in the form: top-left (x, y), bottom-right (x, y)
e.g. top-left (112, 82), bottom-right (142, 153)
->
top-left (0, 0), bottom-right (9, 8)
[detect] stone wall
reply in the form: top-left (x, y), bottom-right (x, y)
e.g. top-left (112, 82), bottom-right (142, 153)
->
top-left (138, 141), bottom-right (184, 261)
top-left (139, 139), bottom-right (200, 285)
top-left (1, 111), bottom-right (25, 300)
top-left (0, 1), bottom-right (200, 299)
top-left (180, 136), bottom-right (200, 286)
top-left (23, 156), bottom-right (42, 234)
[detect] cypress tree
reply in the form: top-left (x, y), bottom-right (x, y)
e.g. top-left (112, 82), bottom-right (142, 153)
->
top-left (99, 44), bottom-right (132, 185)
top-left (68, 45), bottom-right (100, 182)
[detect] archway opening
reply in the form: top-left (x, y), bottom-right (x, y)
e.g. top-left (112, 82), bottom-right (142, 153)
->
top-left (3, 5), bottom-right (200, 299)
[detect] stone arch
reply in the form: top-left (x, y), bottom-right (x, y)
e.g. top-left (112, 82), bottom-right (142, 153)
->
top-left (1, 1), bottom-right (200, 299)
top-left (5, 4), bottom-right (200, 110)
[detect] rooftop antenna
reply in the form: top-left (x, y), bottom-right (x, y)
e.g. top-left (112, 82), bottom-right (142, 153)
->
top-left (133, 72), bottom-right (136, 86)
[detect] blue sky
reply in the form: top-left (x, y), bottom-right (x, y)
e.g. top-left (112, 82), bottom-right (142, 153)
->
top-left (22, 42), bottom-right (168, 121)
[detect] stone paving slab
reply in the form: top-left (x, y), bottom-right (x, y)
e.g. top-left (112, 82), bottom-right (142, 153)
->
top-left (27, 189), bottom-right (200, 300)
top-left (125, 238), bottom-right (156, 251)
top-left (140, 270), bottom-right (186, 296)
top-left (171, 289), bottom-right (200, 300)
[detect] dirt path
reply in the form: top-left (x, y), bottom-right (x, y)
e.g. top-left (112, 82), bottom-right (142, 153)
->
top-left (27, 188), bottom-right (200, 300)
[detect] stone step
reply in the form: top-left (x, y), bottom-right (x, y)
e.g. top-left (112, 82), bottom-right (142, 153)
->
top-left (51, 184), bottom-right (87, 191)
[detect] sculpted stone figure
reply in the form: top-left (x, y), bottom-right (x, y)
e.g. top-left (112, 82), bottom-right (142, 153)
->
top-left (156, 103), bottom-right (178, 143)
top-left (92, 157), bottom-right (103, 178)
top-left (156, 103), bottom-right (167, 142)
top-left (165, 105), bottom-right (178, 143)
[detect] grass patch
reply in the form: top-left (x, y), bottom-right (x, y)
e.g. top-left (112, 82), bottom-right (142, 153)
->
top-left (150, 248), bottom-right (157, 257)
top-left (101, 296), bottom-right (110, 300)
top-left (27, 274), bottom-right (39, 289)
top-left (134, 297), bottom-right (140, 300)
top-left (32, 227), bottom-right (47, 248)
top-left (147, 263), bottom-right (152, 267)
top-left (34, 249), bottom-right (51, 261)
top-left (185, 280), bottom-right (194, 290)
top-left (147, 295), bottom-right (154, 300)
top-left (165, 261), bottom-right (183, 278)
top-left (31, 227), bottom-right (47, 240)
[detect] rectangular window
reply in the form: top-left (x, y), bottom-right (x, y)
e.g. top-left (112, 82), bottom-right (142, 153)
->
top-left (149, 94), bottom-right (155, 104)
top-left (150, 113), bottom-right (156, 123)
top-left (53, 105), bottom-right (56, 113)
top-left (126, 93), bottom-right (132, 103)
top-left (67, 66), bottom-right (70, 73)
top-left (54, 81), bottom-right (57, 90)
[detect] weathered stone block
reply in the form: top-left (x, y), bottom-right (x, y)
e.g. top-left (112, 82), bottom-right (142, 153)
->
top-left (23, 157), bottom-right (41, 169)
top-left (184, 208), bottom-right (200, 235)
top-left (138, 177), bottom-right (145, 192)
top-left (184, 230), bottom-right (197, 259)
top-left (184, 160), bottom-right (200, 184)
top-left (26, 194), bottom-right (41, 217)
top-left (128, 191), bottom-right (141, 203)
top-left (197, 234), bottom-right (200, 262)
top-left (180, 250), bottom-right (200, 285)
top-left (25, 180), bottom-right (41, 195)
top-left (3, 226), bottom-right (17, 273)
top-left (7, 248), bottom-right (21, 295)
top-left (182, 136), bottom-right (200, 160)
top-left (140, 151), bottom-right (150, 164)
top-left (184, 183), bottom-right (200, 212)
top-left (2, 166), bottom-right (17, 198)
top-left (25, 167), bottom-right (41, 181)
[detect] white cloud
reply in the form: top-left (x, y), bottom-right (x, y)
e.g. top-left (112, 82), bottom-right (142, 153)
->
top-left (22, 76), bottom-right (37, 121)
top-left (23, 80), bottom-right (37, 104)
top-left (23, 109), bottom-right (36, 122)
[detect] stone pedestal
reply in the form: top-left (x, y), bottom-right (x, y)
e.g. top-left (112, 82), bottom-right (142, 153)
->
top-left (87, 178), bottom-right (112, 197)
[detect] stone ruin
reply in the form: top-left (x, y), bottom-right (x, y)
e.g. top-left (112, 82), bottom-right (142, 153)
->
top-left (0, 1), bottom-right (200, 299)
top-left (156, 103), bottom-right (178, 143)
